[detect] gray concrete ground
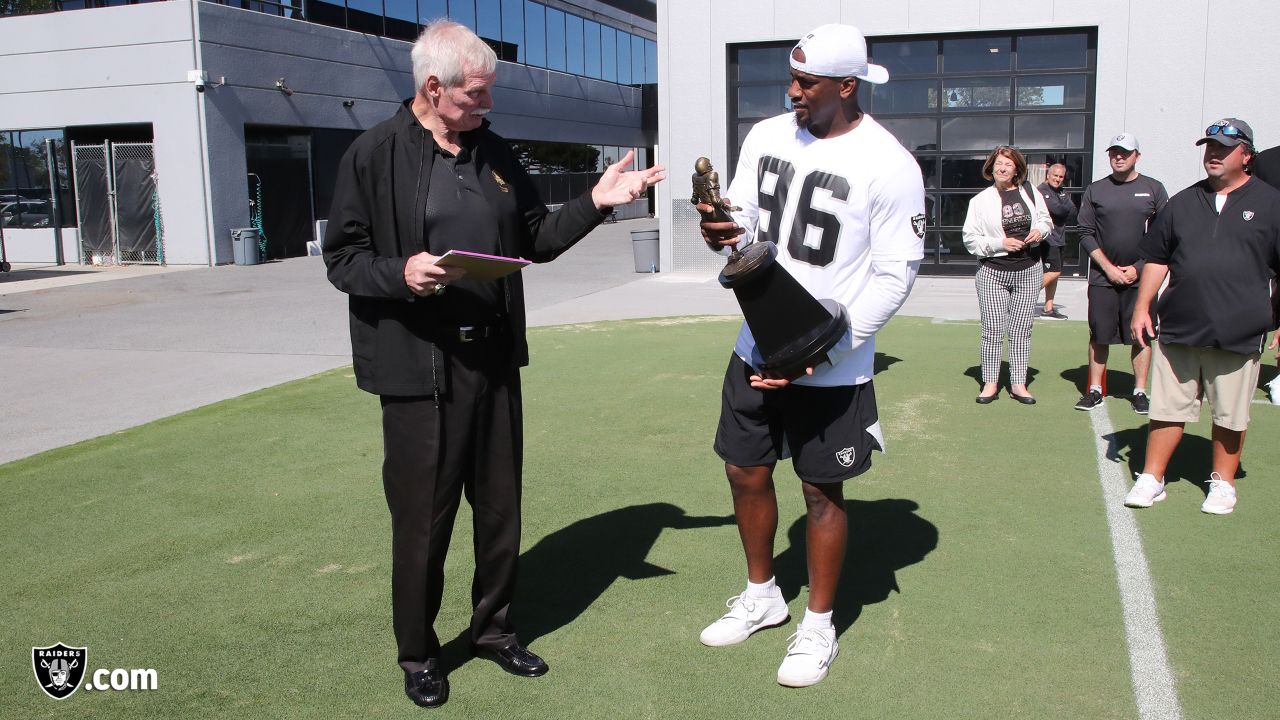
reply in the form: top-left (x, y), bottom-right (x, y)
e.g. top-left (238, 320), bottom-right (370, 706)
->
top-left (0, 218), bottom-right (1085, 465)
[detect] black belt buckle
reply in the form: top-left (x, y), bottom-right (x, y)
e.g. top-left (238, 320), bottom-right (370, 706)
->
top-left (458, 325), bottom-right (485, 343)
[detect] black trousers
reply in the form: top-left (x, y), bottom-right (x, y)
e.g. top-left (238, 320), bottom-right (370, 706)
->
top-left (379, 342), bottom-right (523, 673)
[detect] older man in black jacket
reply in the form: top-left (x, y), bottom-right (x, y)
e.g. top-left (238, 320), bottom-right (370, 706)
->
top-left (323, 20), bottom-right (664, 709)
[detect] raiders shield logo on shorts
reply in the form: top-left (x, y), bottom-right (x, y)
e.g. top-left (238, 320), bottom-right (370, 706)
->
top-left (33, 642), bottom-right (87, 700)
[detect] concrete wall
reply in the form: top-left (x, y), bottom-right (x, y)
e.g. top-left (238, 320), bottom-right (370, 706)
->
top-left (0, 1), bottom-right (209, 264)
top-left (656, 0), bottom-right (1280, 271)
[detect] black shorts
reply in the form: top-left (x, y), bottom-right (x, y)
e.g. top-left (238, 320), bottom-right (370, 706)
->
top-left (1039, 244), bottom-right (1063, 273)
top-left (1088, 284), bottom-right (1140, 345)
top-left (713, 354), bottom-right (884, 483)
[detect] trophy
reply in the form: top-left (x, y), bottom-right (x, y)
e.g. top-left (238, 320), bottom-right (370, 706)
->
top-left (692, 157), bottom-right (848, 380)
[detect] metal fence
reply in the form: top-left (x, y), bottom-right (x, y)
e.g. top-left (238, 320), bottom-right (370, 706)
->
top-left (71, 141), bottom-right (164, 265)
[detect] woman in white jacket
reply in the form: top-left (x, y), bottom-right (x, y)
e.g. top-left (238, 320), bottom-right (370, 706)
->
top-left (962, 146), bottom-right (1053, 404)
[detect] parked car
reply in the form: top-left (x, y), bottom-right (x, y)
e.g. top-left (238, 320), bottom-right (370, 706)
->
top-left (0, 200), bottom-right (51, 228)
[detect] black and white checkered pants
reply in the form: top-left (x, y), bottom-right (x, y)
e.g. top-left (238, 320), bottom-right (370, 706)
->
top-left (976, 263), bottom-right (1043, 385)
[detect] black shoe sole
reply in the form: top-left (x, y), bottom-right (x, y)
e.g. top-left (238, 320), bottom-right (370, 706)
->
top-left (1010, 394), bottom-right (1036, 405)
top-left (975, 394), bottom-right (999, 404)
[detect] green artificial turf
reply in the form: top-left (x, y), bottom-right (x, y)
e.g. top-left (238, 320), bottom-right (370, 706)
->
top-left (2, 315), bottom-right (1276, 718)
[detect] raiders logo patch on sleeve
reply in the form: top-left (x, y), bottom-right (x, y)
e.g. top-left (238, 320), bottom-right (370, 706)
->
top-left (911, 213), bottom-right (927, 240)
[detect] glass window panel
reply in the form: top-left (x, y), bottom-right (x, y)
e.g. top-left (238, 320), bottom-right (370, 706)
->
top-left (545, 8), bottom-right (566, 71)
top-left (857, 80), bottom-right (871, 111)
top-left (421, 0), bottom-right (448, 23)
top-left (1022, 154), bottom-right (1086, 189)
top-left (600, 25), bottom-right (617, 82)
top-left (940, 194), bottom-right (976, 226)
top-left (935, 230), bottom-right (971, 262)
top-left (501, 0), bottom-right (524, 62)
top-left (1016, 74), bottom-right (1087, 109)
top-left (645, 39), bottom-right (657, 83)
top-left (594, 145), bottom-right (606, 172)
top-left (1014, 114), bottom-right (1087, 149)
top-left (476, 0), bottom-right (501, 41)
top-left (632, 34), bottom-right (645, 83)
top-left (345, 0), bottom-right (383, 34)
top-left (941, 116), bottom-right (1010, 151)
top-left (943, 36), bottom-right (1011, 73)
top-left (940, 155), bottom-right (993, 189)
top-left (584, 20), bottom-right (602, 78)
top-left (524, 1), bottom-right (545, 67)
top-left (737, 121), bottom-right (763, 155)
top-left (1017, 33), bottom-right (1088, 70)
top-left (616, 31), bottom-right (632, 83)
top-left (385, 0), bottom-right (418, 40)
top-left (565, 14), bottom-right (585, 75)
top-left (870, 40), bottom-right (938, 76)
top-left (872, 79), bottom-right (938, 114)
top-left (879, 118), bottom-right (938, 153)
top-left (736, 46), bottom-right (791, 82)
top-left (737, 84), bottom-right (788, 118)
top-left (450, 0), bottom-right (475, 29)
top-left (917, 157), bottom-right (939, 189)
top-left (942, 78), bottom-right (1010, 110)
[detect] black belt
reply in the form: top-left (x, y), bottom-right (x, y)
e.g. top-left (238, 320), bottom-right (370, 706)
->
top-left (455, 323), bottom-right (502, 343)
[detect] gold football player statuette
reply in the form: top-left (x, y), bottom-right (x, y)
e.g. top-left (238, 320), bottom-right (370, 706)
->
top-left (691, 157), bottom-right (740, 224)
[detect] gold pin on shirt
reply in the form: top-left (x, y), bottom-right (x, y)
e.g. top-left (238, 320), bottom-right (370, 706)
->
top-left (492, 170), bottom-right (509, 192)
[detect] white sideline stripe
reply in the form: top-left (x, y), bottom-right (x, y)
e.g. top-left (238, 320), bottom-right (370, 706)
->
top-left (1090, 407), bottom-right (1183, 720)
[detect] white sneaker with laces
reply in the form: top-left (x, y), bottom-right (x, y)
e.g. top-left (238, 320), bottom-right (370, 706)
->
top-left (1268, 378), bottom-right (1280, 405)
top-left (1124, 473), bottom-right (1167, 508)
top-left (1201, 473), bottom-right (1237, 515)
top-left (776, 625), bottom-right (839, 688)
top-left (699, 592), bottom-right (790, 647)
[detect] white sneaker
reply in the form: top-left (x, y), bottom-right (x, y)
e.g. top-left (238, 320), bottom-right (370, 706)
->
top-left (699, 592), bottom-right (790, 647)
top-left (1269, 378), bottom-right (1280, 405)
top-left (1124, 473), bottom-right (1167, 508)
top-left (1201, 473), bottom-right (1237, 515)
top-left (776, 625), bottom-right (839, 687)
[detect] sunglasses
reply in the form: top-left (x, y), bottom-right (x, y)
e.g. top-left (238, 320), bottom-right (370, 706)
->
top-left (1205, 124), bottom-right (1252, 143)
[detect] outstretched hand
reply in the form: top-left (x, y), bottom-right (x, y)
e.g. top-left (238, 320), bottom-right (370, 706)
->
top-left (591, 150), bottom-right (666, 210)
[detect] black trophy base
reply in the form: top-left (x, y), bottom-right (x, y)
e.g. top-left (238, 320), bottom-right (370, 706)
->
top-left (758, 299), bottom-right (849, 380)
top-left (718, 241), bottom-right (775, 288)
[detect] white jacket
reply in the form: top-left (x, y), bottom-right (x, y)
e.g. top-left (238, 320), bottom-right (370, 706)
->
top-left (962, 183), bottom-right (1054, 258)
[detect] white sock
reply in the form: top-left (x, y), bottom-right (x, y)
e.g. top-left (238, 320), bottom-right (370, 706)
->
top-left (1134, 389), bottom-right (1147, 397)
top-left (800, 608), bottom-right (833, 630)
top-left (746, 577), bottom-right (778, 597)
top-left (1089, 385), bottom-right (1102, 394)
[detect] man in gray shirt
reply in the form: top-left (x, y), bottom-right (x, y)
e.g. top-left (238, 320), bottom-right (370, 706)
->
top-left (1074, 132), bottom-right (1169, 414)
top-left (1037, 163), bottom-right (1077, 319)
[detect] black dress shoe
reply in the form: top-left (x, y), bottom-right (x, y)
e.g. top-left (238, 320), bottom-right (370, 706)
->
top-left (404, 665), bottom-right (449, 708)
top-left (476, 642), bottom-right (549, 677)
top-left (1009, 393), bottom-right (1037, 405)
top-left (975, 392), bottom-right (999, 404)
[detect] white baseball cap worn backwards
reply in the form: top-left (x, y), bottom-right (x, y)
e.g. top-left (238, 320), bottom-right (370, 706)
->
top-left (790, 24), bottom-right (889, 84)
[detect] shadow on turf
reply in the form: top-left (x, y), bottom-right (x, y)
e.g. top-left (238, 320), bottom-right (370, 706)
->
top-left (874, 352), bottom-right (901, 374)
top-left (775, 499), bottom-right (938, 635)
top-left (1061, 365), bottom-right (1140, 396)
top-left (964, 363), bottom-right (1040, 389)
top-left (439, 502), bottom-right (734, 673)
top-left (1103, 425), bottom-right (1248, 493)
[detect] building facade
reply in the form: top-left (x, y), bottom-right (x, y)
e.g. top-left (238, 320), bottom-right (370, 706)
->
top-left (0, 0), bottom-right (656, 265)
top-left (656, 1), bottom-right (1280, 275)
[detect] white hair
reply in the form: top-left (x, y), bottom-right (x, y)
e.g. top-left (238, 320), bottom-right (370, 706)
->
top-left (411, 20), bottom-right (498, 93)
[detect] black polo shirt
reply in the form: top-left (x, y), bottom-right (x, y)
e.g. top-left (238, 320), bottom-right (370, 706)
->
top-left (1139, 177), bottom-right (1280, 354)
top-left (424, 141), bottom-right (505, 325)
top-left (1078, 174), bottom-right (1168, 287)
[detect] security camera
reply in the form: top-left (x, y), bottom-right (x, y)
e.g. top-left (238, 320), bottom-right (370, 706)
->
top-left (342, 99), bottom-right (355, 108)
top-left (195, 82), bottom-right (206, 93)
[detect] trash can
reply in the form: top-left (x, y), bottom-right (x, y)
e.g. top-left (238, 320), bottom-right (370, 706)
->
top-left (631, 228), bottom-right (659, 273)
top-left (231, 227), bottom-right (261, 265)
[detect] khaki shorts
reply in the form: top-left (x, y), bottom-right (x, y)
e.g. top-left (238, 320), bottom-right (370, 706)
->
top-left (1149, 342), bottom-right (1261, 431)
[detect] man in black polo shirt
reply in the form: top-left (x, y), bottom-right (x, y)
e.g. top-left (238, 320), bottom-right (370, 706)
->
top-left (1251, 145), bottom-right (1280, 403)
top-left (324, 21), bottom-right (665, 708)
top-left (1125, 118), bottom-right (1280, 515)
top-left (1038, 163), bottom-right (1077, 319)
top-left (1074, 133), bottom-right (1168, 413)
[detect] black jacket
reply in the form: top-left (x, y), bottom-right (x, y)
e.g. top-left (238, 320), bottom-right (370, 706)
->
top-left (1139, 177), bottom-right (1280, 355)
top-left (323, 101), bottom-right (604, 396)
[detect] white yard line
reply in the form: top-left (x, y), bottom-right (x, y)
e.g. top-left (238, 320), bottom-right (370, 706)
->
top-left (1089, 405), bottom-right (1184, 720)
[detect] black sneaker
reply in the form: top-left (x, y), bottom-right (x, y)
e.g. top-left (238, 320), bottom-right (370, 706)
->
top-left (1131, 393), bottom-right (1150, 415)
top-left (1074, 389), bottom-right (1103, 411)
top-left (1041, 308), bottom-right (1067, 319)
